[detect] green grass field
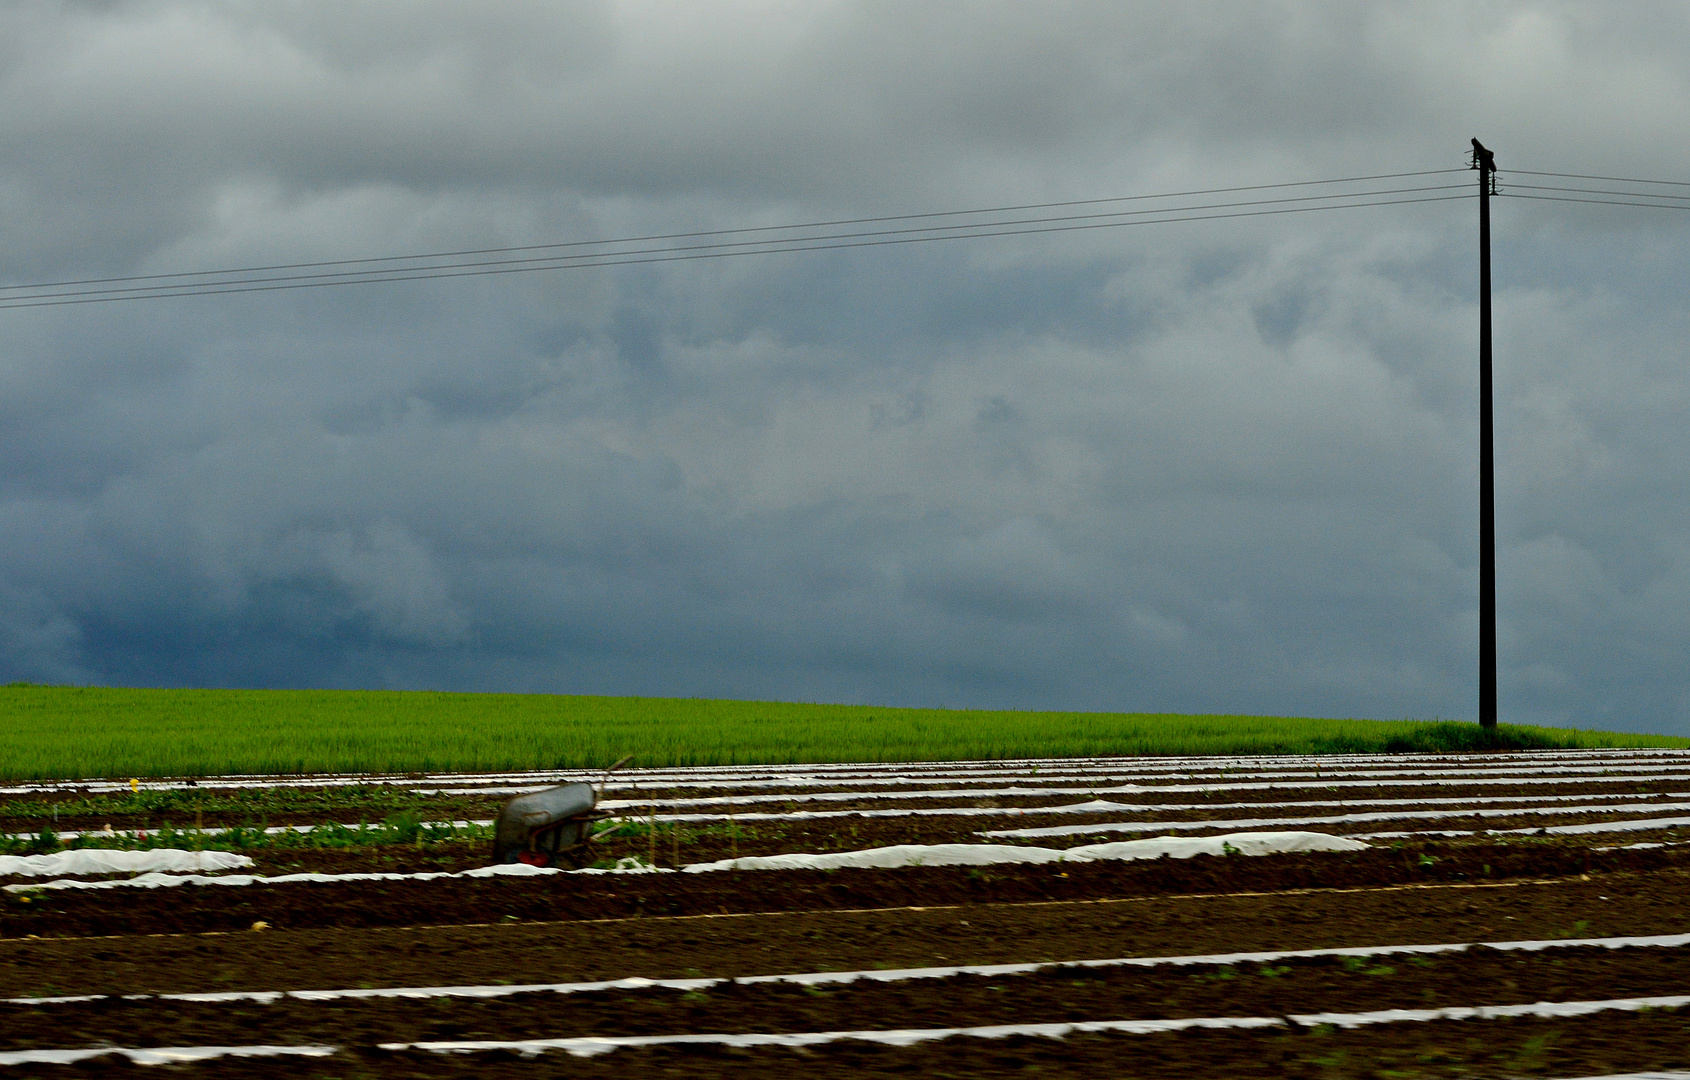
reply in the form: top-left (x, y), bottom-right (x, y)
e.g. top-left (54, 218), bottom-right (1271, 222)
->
top-left (2, 685), bottom-right (1684, 780)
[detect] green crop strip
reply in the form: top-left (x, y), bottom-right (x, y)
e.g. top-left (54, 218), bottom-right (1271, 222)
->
top-left (2, 685), bottom-right (1684, 780)
top-left (0, 815), bottom-right (493, 856)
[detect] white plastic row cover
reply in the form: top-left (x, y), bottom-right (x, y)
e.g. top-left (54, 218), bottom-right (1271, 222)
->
top-left (7, 748), bottom-right (1689, 795)
top-left (599, 788), bottom-right (1670, 813)
top-left (1354, 814), bottom-right (1690, 841)
top-left (435, 773), bottom-right (1690, 799)
top-left (0, 849), bottom-right (252, 878)
top-left (3, 832), bottom-right (1365, 892)
top-left (13, 790), bottom-right (1685, 846)
top-left (980, 800), bottom-right (1690, 839)
top-left (384, 993), bottom-right (1690, 1057)
top-left (0, 1045), bottom-right (336, 1067)
top-left (6, 995), bottom-right (1686, 1067)
top-left (13, 932), bottom-right (1690, 1008)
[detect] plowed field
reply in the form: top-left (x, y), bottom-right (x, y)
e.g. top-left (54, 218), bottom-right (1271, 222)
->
top-left (5, 749), bottom-right (1690, 1077)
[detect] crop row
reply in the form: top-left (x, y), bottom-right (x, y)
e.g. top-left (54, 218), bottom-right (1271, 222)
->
top-left (5, 937), bottom-right (1690, 1072)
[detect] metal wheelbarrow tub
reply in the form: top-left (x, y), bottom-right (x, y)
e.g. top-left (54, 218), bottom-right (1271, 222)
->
top-left (492, 782), bottom-right (602, 868)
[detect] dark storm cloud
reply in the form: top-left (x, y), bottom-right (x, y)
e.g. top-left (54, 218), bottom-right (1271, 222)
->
top-left (3, 2), bottom-right (1690, 733)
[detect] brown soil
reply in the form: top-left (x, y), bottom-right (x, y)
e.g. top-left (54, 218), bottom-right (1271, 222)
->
top-left (8, 803), bottom-right (1685, 882)
top-left (7, 766), bottom-right (1690, 1078)
top-left (3, 1006), bottom-right (1688, 1078)
top-left (3, 775), bottom-right (1686, 835)
top-left (3, 944), bottom-right (1688, 1051)
top-left (0, 867), bottom-right (1680, 999)
top-left (5, 842), bottom-right (1684, 942)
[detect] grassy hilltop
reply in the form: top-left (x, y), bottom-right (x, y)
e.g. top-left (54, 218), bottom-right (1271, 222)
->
top-left (1, 685), bottom-right (1684, 781)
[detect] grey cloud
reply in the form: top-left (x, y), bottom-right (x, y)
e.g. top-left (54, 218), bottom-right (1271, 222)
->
top-left (2, 2), bottom-right (1689, 735)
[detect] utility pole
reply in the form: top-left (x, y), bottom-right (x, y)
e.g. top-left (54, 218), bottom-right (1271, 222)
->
top-left (1472, 138), bottom-right (1498, 731)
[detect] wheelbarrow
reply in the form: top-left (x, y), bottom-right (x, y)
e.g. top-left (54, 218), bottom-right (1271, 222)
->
top-left (491, 782), bottom-right (607, 868)
top-left (491, 756), bottom-right (632, 869)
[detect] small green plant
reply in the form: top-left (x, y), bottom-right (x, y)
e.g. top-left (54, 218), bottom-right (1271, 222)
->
top-left (382, 811), bottom-right (423, 844)
top-left (1221, 841), bottom-right (1241, 856)
top-left (1509, 1031), bottom-right (1558, 1071)
top-left (1258, 965), bottom-right (1292, 978)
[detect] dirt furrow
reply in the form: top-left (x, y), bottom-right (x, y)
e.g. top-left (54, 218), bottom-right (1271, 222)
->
top-left (6, 944), bottom-right (1690, 1051)
top-left (2, 869), bottom-right (1684, 998)
top-left (4, 1007), bottom-right (1690, 1079)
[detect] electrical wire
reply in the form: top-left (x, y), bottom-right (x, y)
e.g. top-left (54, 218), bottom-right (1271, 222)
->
top-left (1500, 193), bottom-right (1690, 212)
top-left (0, 187), bottom-right (1471, 310)
top-left (1497, 177), bottom-right (1690, 213)
top-left (1507, 168), bottom-right (1690, 188)
top-left (0, 168), bottom-right (1470, 296)
top-left (0, 183), bottom-right (1470, 305)
top-left (1505, 182), bottom-right (1690, 203)
top-left (1497, 168), bottom-right (1690, 214)
top-left (0, 194), bottom-right (1470, 309)
top-left (2, 162), bottom-right (1683, 312)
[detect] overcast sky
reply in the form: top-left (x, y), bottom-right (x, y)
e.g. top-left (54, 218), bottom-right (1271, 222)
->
top-left (2, 2), bottom-right (1688, 734)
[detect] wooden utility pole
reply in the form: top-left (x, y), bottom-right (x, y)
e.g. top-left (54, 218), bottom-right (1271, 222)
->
top-left (1472, 138), bottom-right (1498, 731)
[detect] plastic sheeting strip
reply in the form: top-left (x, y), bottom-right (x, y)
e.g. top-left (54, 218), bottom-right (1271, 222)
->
top-left (980, 800), bottom-right (1690, 839)
top-left (5, 821), bottom-right (489, 844)
top-left (0, 1045), bottom-right (336, 1067)
top-left (680, 833), bottom-right (1368, 874)
top-left (384, 994), bottom-right (1690, 1058)
top-left (12, 933), bottom-right (1690, 1009)
top-left (437, 773), bottom-right (1690, 798)
top-left (1355, 815), bottom-right (1690, 841)
top-left (600, 788), bottom-right (1670, 813)
top-left (12, 791), bottom-right (1682, 846)
top-left (8, 995), bottom-right (1686, 1067)
top-left (0, 848), bottom-right (252, 877)
top-left (9, 748), bottom-right (1690, 796)
top-left (3, 832), bottom-right (1363, 892)
top-left (3, 860), bottom-right (575, 893)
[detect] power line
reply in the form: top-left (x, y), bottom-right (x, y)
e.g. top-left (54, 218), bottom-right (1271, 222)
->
top-left (0, 193), bottom-right (1470, 310)
top-left (1, 162), bottom-right (1682, 313)
top-left (1498, 178), bottom-right (1690, 213)
top-left (1, 183), bottom-right (1471, 305)
top-left (0, 188), bottom-right (1471, 310)
top-left (1505, 182), bottom-right (1690, 202)
top-left (0, 168), bottom-right (1470, 296)
top-left (1508, 168), bottom-right (1690, 188)
top-left (1501, 192), bottom-right (1690, 211)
